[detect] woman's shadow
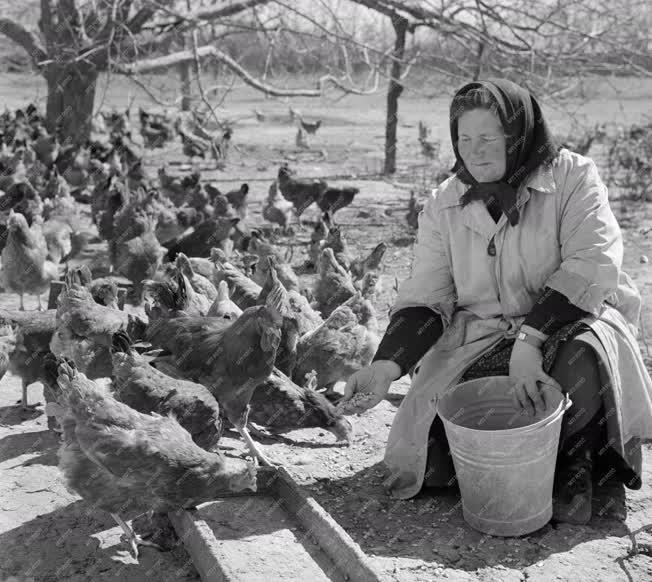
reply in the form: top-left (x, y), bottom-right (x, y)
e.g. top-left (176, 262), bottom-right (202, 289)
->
top-left (317, 461), bottom-right (631, 572)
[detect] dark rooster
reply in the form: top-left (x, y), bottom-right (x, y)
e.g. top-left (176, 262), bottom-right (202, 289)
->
top-left (138, 108), bottom-right (175, 149)
top-left (164, 216), bottom-right (240, 260)
top-left (110, 331), bottom-right (223, 451)
top-left (316, 186), bottom-right (360, 219)
top-left (146, 276), bottom-right (291, 466)
top-left (299, 118), bottom-right (322, 135)
top-left (277, 164), bottom-right (328, 227)
top-left (44, 355), bottom-right (256, 560)
top-left (225, 183), bottom-right (250, 220)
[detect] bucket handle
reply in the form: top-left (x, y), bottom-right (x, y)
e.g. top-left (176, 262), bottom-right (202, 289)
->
top-left (519, 394), bottom-right (573, 432)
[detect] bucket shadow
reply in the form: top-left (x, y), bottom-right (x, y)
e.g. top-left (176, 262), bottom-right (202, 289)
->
top-left (317, 462), bottom-right (631, 571)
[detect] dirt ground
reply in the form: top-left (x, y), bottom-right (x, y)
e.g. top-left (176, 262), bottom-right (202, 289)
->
top-left (1, 73), bottom-right (652, 581)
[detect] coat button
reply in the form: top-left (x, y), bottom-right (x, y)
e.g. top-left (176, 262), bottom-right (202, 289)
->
top-left (487, 237), bottom-right (496, 256)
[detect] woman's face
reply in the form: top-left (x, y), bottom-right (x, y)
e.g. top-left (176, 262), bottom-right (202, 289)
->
top-left (457, 108), bottom-right (507, 182)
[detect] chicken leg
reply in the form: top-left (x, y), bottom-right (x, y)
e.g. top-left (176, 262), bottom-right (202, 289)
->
top-left (235, 423), bottom-right (278, 467)
top-left (19, 293), bottom-right (24, 311)
top-left (111, 513), bottom-right (165, 560)
top-left (19, 379), bottom-right (41, 411)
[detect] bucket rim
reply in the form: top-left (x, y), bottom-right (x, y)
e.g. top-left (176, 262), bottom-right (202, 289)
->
top-left (437, 376), bottom-right (572, 435)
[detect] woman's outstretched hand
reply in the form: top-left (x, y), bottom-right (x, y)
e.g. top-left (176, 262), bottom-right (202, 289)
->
top-left (509, 341), bottom-right (563, 415)
top-left (337, 360), bottom-right (401, 415)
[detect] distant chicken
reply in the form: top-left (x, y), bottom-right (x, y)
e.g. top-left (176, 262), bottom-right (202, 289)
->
top-left (50, 268), bottom-right (148, 378)
top-left (144, 268), bottom-right (212, 319)
top-left (277, 164), bottom-right (328, 227)
top-left (0, 322), bottom-right (18, 391)
top-left (31, 125), bottom-right (60, 167)
top-left (146, 277), bottom-right (291, 466)
top-left (308, 212), bottom-right (331, 269)
top-left (248, 369), bottom-right (352, 443)
top-left (263, 180), bottom-right (294, 230)
top-left (248, 240), bottom-right (300, 293)
top-left (175, 252), bottom-right (218, 300)
top-left (207, 280), bottom-right (243, 320)
top-left (176, 122), bottom-right (210, 160)
top-left (251, 258), bottom-right (300, 377)
top-left (0, 211), bottom-right (58, 310)
top-left (350, 242), bottom-right (387, 281)
top-left (313, 247), bottom-right (356, 318)
top-left (317, 186), bottom-right (360, 218)
top-left (46, 356), bottom-right (256, 560)
top-left (0, 309), bottom-right (56, 391)
top-left (0, 180), bottom-right (44, 226)
top-left (210, 248), bottom-right (261, 311)
top-left (139, 108), bottom-right (175, 149)
top-left (295, 128), bottom-right (309, 149)
top-left (41, 218), bottom-right (73, 264)
top-left (225, 183), bottom-right (250, 220)
top-left (322, 226), bottom-right (354, 271)
top-left (406, 189), bottom-right (424, 230)
top-left (294, 292), bottom-right (379, 399)
top-left (113, 213), bottom-right (167, 303)
top-left (164, 216), bottom-right (240, 261)
top-left (111, 331), bottom-right (223, 451)
top-left (258, 255), bottom-right (321, 337)
top-left (299, 117), bottom-right (322, 135)
top-left (0, 270), bottom-right (121, 414)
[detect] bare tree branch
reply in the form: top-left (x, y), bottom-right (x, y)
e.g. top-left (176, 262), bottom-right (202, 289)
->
top-left (0, 18), bottom-right (48, 65)
top-left (116, 43), bottom-right (380, 96)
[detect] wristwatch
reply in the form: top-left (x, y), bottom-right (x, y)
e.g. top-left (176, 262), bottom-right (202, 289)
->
top-left (516, 330), bottom-right (545, 348)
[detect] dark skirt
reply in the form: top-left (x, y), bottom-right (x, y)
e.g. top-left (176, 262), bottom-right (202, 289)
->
top-left (423, 321), bottom-right (643, 490)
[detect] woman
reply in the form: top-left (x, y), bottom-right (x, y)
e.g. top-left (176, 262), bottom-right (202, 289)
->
top-left (340, 78), bottom-right (652, 525)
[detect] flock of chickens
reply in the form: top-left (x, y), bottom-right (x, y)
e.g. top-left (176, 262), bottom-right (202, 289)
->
top-left (0, 103), bottom-right (390, 559)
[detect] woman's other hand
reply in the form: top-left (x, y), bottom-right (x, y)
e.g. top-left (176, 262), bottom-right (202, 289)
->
top-left (337, 360), bottom-right (401, 414)
top-left (509, 341), bottom-right (563, 415)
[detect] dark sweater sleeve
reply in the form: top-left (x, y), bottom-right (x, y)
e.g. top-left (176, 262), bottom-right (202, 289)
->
top-left (522, 286), bottom-right (591, 336)
top-left (372, 306), bottom-right (444, 378)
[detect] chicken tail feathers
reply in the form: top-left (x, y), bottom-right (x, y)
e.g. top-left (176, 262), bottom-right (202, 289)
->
top-left (64, 265), bottom-right (93, 289)
top-left (111, 330), bottom-right (133, 354)
top-left (41, 351), bottom-right (61, 390)
top-left (175, 252), bottom-right (194, 278)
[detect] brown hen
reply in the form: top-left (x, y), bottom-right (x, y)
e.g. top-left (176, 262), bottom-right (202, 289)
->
top-left (46, 356), bottom-right (256, 560)
top-left (146, 277), bottom-right (291, 466)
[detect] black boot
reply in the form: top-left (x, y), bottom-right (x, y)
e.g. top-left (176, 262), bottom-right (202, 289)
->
top-left (552, 408), bottom-right (604, 525)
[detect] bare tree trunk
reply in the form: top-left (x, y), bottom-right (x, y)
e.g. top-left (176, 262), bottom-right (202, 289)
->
top-left (473, 41), bottom-right (486, 81)
top-left (45, 64), bottom-right (98, 145)
top-left (179, 37), bottom-right (193, 111)
top-left (384, 16), bottom-right (408, 175)
top-left (179, 0), bottom-right (194, 111)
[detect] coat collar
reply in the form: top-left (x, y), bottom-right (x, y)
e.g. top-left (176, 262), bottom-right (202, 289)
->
top-left (436, 162), bottom-right (557, 210)
top-left (435, 162), bottom-right (557, 238)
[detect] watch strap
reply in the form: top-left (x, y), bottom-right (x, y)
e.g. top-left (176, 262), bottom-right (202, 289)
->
top-left (516, 330), bottom-right (545, 348)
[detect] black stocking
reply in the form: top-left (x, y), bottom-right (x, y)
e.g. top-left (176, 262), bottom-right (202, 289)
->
top-left (548, 339), bottom-right (606, 462)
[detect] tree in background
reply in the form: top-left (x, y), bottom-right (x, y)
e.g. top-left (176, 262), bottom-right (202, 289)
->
top-left (0, 0), bottom-right (649, 171)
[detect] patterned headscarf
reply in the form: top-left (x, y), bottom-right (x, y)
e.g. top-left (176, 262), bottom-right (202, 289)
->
top-left (449, 78), bottom-right (560, 226)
